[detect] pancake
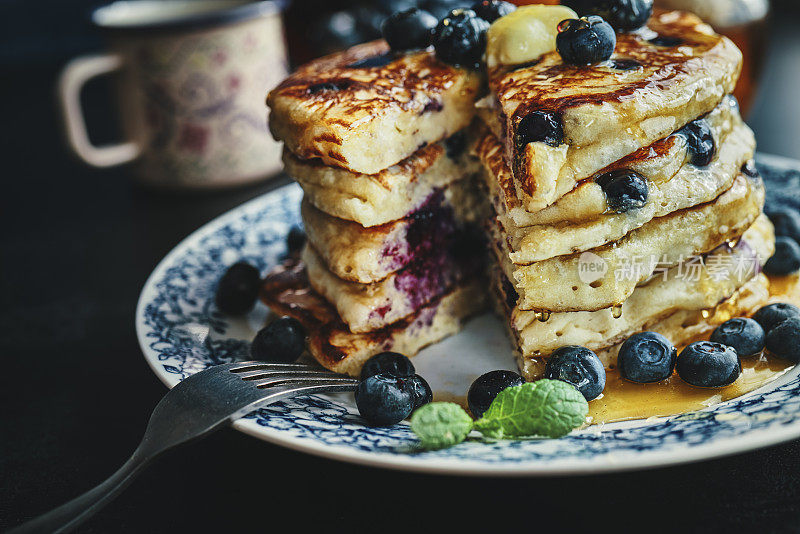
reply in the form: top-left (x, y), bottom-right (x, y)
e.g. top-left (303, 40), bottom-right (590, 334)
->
top-left (477, 96), bottom-right (756, 263)
top-left (481, 10), bottom-right (742, 211)
top-left (268, 40), bottom-right (481, 175)
top-left (493, 215), bottom-right (774, 375)
top-left (259, 259), bottom-right (487, 377)
top-left (517, 274), bottom-right (771, 380)
top-left (285, 132), bottom-right (480, 227)
top-left (497, 173), bottom-right (764, 312)
top-left (301, 176), bottom-right (488, 284)
top-left (302, 235), bottom-right (484, 333)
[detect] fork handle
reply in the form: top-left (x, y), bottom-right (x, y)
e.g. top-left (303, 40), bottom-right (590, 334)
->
top-left (9, 452), bottom-right (149, 534)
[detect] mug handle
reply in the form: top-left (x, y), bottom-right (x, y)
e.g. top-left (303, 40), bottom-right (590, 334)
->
top-left (57, 53), bottom-right (141, 167)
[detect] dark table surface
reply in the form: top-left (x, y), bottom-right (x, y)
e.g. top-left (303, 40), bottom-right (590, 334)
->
top-left (3, 5), bottom-right (800, 533)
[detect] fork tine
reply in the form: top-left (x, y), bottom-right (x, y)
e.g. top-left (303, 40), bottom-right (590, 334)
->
top-left (236, 368), bottom-right (342, 380)
top-left (229, 361), bottom-right (319, 373)
top-left (244, 380), bottom-right (361, 414)
top-left (252, 375), bottom-right (359, 389)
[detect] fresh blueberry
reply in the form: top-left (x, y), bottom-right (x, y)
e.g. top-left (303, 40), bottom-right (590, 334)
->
top-left (676, 341), bottom-right (740, 387)
top-left (355, 373), bottom-right (415, 426)
top-left (408, 374), bottom-right (434, 409)
top-left (467, 370), bottom-right (525, 418)
top-left (556, 16), bottom-right (616, 65)
top-left (516, 111), bottom-right (564, 149)
top-left (215, 262), bottom-right (261, 315)
top-left (648, 35), bottom-right (682, 47)
top-left (764, 237), bottom-right (800, 275)
top-left (286, 225), bottom-right (306, 255)
top-left (678, 119), bottom-right (715, 166)
top-left (250, 317), bottom-right (306, 363)
top-left (381, 7), bottom-right (438, 51)
top-left (347, 53), bottom-right (396, 69)
top-left (471, 0), bottom-right (516, 22)
top-left (766, 209), bottom-right (800, 243)
top-left (421, 0), bottom-right (465, 19)
top-left (607, 58), bottom-right (642, 70)
top-left (432, 9), bottom-right (490, 69)
top-left (444, 131), bottom-right (467, 159)
top-left (765, 317), bottom-right (800, 363)
top-left (360, 351), bottom-right (415, 380)
top-left (752, 303), bottom-right (800, 333)
top-left (563, 0), bottom-right (653, 32)
top-left (313, 11), bottom-right (364, 54)
top-left (545, 345), bottom-right (606, 401)
top-left (596, 169), bottom-right (649, 212)
top-left (741, 160), bottom-right (759, 178)
top-left (710, 318), bottom-right (765, 357)
top-left (617, 331), bottom-right (677, 383)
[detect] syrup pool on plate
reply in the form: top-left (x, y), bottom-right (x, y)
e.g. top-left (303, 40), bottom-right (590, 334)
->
top-left (590, 273), bottom-right (800, 424)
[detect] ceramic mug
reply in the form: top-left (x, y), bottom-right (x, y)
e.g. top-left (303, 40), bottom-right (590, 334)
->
top-left (58, 0), bottom-right (288, 189)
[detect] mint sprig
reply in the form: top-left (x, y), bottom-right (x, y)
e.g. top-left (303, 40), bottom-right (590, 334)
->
top-left (410, 380), bottom-right (588, 450)
top-left (474, 380), bottom-right (588, 439)
top-left (410, 402), bottom-right (474, 450)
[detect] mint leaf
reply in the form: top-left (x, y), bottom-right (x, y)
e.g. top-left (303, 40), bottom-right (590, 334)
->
top-left (410, 402), bottom-right (474, 450)
top-left (473, 380), bottom-right (588, 439)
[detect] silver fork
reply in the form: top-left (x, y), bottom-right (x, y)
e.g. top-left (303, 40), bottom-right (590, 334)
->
top-left (10, 362), bottom-right (359, 534)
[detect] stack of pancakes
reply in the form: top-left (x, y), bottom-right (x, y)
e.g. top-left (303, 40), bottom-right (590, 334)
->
top-left (265, 41), bottom-right (487, 376)
top-left (475, 11), bottom-right (774, 379)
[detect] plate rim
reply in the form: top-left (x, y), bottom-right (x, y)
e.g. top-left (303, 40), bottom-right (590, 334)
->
top-left (135, 152), bottom-right (800, 476)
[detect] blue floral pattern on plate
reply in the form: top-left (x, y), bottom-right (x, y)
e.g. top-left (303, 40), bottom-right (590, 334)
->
top-left (136, 154), bottom-right (800, 475)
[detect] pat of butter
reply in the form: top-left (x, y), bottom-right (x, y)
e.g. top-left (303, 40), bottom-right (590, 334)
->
top-left (486, 4), bottom-right (578, 68)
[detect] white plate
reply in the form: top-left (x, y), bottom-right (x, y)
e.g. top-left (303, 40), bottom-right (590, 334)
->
top-left (136, 154), bottom-right (800, 476)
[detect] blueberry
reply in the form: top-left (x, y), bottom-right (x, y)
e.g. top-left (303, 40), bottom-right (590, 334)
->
top-left (556, 16), bottom-right (616, 65)
top-left (432, 9), bottom-right (490, 69)
top-left (355, 373), bottom-right (414, 426)
top-left (360, 351), bottom-right (415, 380)
top-left (764, 237), bottom-right (800, 275)
top-left (215, 262), bottom-right (261, 315)
top-left (766, 209), bottom-right (800, 243)
top-left (544, 345), bottom-right (606, 401)
top-left (382, 8), bottom-right (438, 51)
top-left (250, 317), bottom-right (306, 363)
top-left (741, 160), bottom-right (759, 178)
top-left (516, 111), bottom-right (564, 149)
top-left (678, 119), bottom-right (715, 166)
top-left (408, 374), bottom-right (433, 409)
top-left (563, 0), bottom-right (653, 32)
top-left (648, 35), bottom-right (682, 47)
top-left (470, 0), bottom-right (516, 22)
top-left (444, 131), bottom-right (467, 159)
top-left (421, 0), bottom-right (465, 19)
top-left (607, 58), bottom-right (642, 70)
top-left (752, 303), bottom-right (800, 333)
top-left (596, 169), bottom-right (649, 212)
top-left (286, 225), bottom-right (306, 255)
top-left (617, 331), bottom-right (677, 383)
top-left (765, 317), bottom-right (800, 363)
top-left (467, 370), bottom-right (525, 418)
top-left (710, 318), bottom-right (765, 357)
top-left (676, 341), bottom-right (740, 387)
top-left (347, 53), bottom-right (396, 69)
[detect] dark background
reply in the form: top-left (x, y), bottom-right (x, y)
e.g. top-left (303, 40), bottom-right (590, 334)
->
top-left (2, 1), bottom-right (800, 532)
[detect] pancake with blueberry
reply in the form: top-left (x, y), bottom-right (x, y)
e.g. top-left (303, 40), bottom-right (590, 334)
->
top-left (481, 9), bottom-right (742, 212)
top-left (285, 131), bottom-right (479, 229)
top-left (476, 95), bottom-right (755, 264)
top-left (267, 40), bottom-right (481, 175)
top-left (259, 258), bottom-right (487, 377)
top-left (301, 219), bottom-right (486, 333)
top-left (301, 175), bottom-right (488, 284)
top-left (495, 172), bottom-right (764, 313)
top-left (493, 215), bottom-right (775, 378)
